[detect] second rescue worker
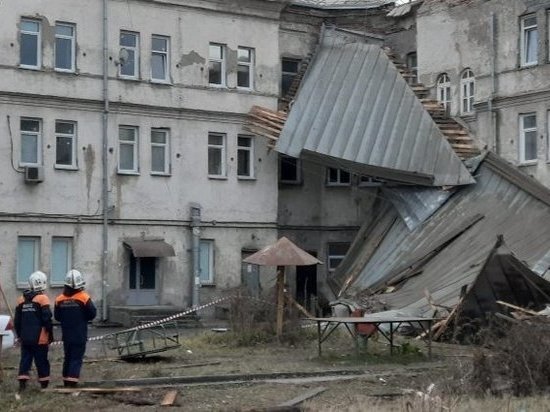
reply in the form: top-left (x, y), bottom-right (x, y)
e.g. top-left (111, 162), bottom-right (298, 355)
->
top-left (54, 269), bottom-right (96, 388)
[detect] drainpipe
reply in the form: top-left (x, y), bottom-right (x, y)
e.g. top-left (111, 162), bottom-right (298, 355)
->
top-left (101, 0), bottom-right (109, 321)
top-left (489, 12), bottom-right (498, 154)
top-left (190, 203), bottom-right (202, 307)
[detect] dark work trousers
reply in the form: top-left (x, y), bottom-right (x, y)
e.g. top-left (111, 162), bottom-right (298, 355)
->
top-left (18, 344), bottom-right (50, 382)
top-left (62, 343), bottom-right (86, 382)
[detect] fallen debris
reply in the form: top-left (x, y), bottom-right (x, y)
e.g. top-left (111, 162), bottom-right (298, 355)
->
top-left (46, 387), bottom-right (142, 394)
top-left (160, 390), bottom-right (178, 406)
top-left (277, 387), bottom-right (326, 407)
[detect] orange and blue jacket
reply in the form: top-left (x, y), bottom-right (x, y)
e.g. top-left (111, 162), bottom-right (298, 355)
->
top-left (54, 287), bottom-right (96, 344)
top-left (14, 290), bottom-right (53, 345)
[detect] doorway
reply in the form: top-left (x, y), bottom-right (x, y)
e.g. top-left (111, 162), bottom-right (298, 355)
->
top-left (128, 255), bottom-right (158, 305)
top-left (296, 253), bottom-right (317, 311)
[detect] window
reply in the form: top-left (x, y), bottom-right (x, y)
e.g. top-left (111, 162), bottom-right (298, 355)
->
top-left (55, 23), bottom-right (75, 72)
top-left (279, 154), bottom-right (301, 184)
top-left (436, 73), bottom-right (451, 114)
top-left (151, 128), bottom-right (169, 175)
top-left (118, 126), bottom-right (138, 173)
top-left (358, 175), bottom-right (384, 187)
top-left (17, 237), bottom-right (40, 286)
top-left (406, 52), bottom-right (417, 84)
top-left (55, 121), bottom-right (77, 169)
top-left (208, 132), bottom-right (226, 177)
top-left (237, 136), bottom-right (254, 178)
top-left (51, 237), bottom-right (72, 286)
top-left (209, 43), bottom-right (226, 86)
top-left (327, 167), bottom-right (351, 186)
top-left (281, 58), bottom-right (300, 96)
top-left (521, 15), bottom-right (538, 67)
top-left (460, 69), bottom-right (475, 115)
top-left (327, 243), bottom-right (350, 272)
top-left (120, 31), bottom-right (139, 78)
top-left (20, 118), bottom-right (41, 166)
top-left (199, 240), bottom-right (214, 284)
top-left (519, 113), bottom-right (537, 163)
top-left (237, 47), bottom-right (254, 89)
top-left (151, 35), bottom-right (169, 82)
top-left (20, 19), bottom-right (41, 69)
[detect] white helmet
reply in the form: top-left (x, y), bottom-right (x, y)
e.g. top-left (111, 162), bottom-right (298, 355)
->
top-left (29, 271), bottom-right (47, 292)
top-left (65, 269), bottom-right (86, 289)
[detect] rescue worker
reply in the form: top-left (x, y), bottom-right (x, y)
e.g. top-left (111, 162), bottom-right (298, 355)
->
top-left (54, 269), bottom-right (96, 387)
top-left (14, 270), bottom-right (53, 391)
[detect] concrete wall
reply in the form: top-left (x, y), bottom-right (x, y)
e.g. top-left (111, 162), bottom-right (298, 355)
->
top-left (0, 0), bottom-right (283, 315)
top-left (417, 0), bottom-right (550, 186)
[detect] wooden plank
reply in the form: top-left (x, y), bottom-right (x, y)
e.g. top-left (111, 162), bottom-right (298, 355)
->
top-left (246, 122), bottom-right (282, 138)
top-left (496, 300), bottom-right (539, 316)
top-left (248, 113), bottom-right (285, 130)
top-left (285, 293), bottom-right (314, 318)
top-left (276, 268), bottom-right (285, 339)
top-left (278, 387), bottom-right (327, 407)
top-left (46, 387), bottom-right (142, 394)
top-left (160, 390), bottom-right (178, 406)
top-left (242, 125), bottom-right (279, 142)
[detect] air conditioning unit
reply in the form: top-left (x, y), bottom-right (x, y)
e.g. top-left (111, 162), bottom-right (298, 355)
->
top-left (24, 166), bottom-right (44, 183)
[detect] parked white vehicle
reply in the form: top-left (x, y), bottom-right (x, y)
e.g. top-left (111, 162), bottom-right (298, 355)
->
top-left (0, 314), bottom-right (15, 349)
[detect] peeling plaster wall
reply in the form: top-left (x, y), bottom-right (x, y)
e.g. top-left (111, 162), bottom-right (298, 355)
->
top-left (417, 0), bottom-right (550, 187)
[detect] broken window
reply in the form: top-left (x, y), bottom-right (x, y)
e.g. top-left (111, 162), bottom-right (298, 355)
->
top-left (17, 237), bottom-right (40, 286)
top-left (208, 132), bottom-right (226, 177)
top-left (118, 126), bottom-right (139, 173)
top-left (436, 73), bottom-right (451, 115)
top-left (279, 154), bottom-right (301, 184)
top-left (120, 31), bottom-right (139, 78)
top-left (281, 58), bottom-right (300, 96)
top-left (460, 69), bottom-right (475, 115)
top-left (237, 47), bottom-right (254, 89)
top-left (521, 15), bottom-right (538, 67)
top-left (55, 120), bottom-right (76, 169)
top-left (406, 52), bottom-right (417, 84)
top-left (237, 135), bottom-right (254, 178)
top-left (327, 167), bottom-right (351, 186)
top-left (20, 19), bottom-right (40, 69)
top-left (209, 43), bottom-right (225, 86)
top-left (199, 239), bottom-right (215, 284)
top-left (151, 35), bottom-right (169, 82)
top-left (327, 243), bottom-right (350, 272)
top-left (51, 237), bottom-right (72, 286)
top-left (55, 23), bottom-right (75, 72)
top-left (151, 128), bottom-right (169, 175)
top-left (519, 113), bottom-right (537, 163)
top-left (20, 118), bottom-right (41, 166)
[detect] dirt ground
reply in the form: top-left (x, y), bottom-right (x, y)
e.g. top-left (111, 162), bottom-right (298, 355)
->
top-left (0, 324), bottom-right (545, 411)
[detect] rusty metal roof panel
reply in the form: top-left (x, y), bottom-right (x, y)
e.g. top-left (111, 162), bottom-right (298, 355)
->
top-left (243, 237), bottom-right (323, 267)
top-left (338, 152), bottom-right (550, 315)
top-left (276, 30), bottom-right (475, 187)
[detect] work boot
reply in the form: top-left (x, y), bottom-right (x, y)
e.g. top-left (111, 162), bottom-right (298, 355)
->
top-left (40, 381), bottom-right (49, 389)
top-left (18, 380), bottom-right (27, 392)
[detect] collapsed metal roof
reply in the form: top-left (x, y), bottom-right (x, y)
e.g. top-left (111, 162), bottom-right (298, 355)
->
top-left (334, 152), bottom-right (550, 316)
top-left (290, 0), bottom-right (395, 10)
top-left (276, 29), bottom-right (475, 187)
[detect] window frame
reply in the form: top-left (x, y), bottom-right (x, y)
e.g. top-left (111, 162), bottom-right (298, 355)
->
top-left (54, 22), bottom-right (76, 72)
top-left (20, 117), bottom-right (42, 167)
top-left (119, 30), bottom-right (139, 79)
top-left (520, 14), bottom-right (538, 67)
top-left (460, 69), bottom-right (475, 115)
top-left (327, 242), bottom-right (350, 273)
top-left (279, 154), bottom-right (302, 184)
top-left (237, 47), bottom-right (254, 90)
top-left (118, 125), bottom-right (139, 174)
top-left (237, 135), bottom-right (255, 179)
top-left (151, 34), bottom-right (170, 83)
top-left (20, 18), bottom-right (41, 69)
top-left (326, 167), bottom-right (351, 186)
top-left (208, 43), bottom-right (226, 87)
top-left (436, 73), bottom-right (451, 114)
top-left (50, 237), bottom-right (73, 287)
top-left (207, 132), bottom-right (227, 179)
top-left (199, 239), bottom-right (215, 285)
top-left (54, 120), bottom-right (77, 170)
top-left (406, 52), bottom-right (418, 84)
top-left (281, 57), bottom-right (300, 96)
top-left (150, 128), bottom-right (170, 176)
top-left (519, 113), bottom-right (538, 164)
top-left (17, 236), bottom-right (40, 288)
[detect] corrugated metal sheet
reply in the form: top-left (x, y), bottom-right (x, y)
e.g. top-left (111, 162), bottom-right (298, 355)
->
top-left (276, 30), bottom-right (475, 187)
top-left (336, 152), bottom-right (550, 316)
top-left (291, 0), bottom-right (394, 9)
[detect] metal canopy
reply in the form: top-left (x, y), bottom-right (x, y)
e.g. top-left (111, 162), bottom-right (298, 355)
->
top-left (276, 29), bottom-right (475, 187)
top-left (124, 240), bottom-right (175, 258)
top-left (243, 237), bottom-right (322, 267)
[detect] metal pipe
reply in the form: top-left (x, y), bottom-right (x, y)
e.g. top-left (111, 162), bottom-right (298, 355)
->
top-left (101, 0), bottom-right (109, 321)
top-left (190, 203), bottom-right (202, 307)
top-left (489, 12), bottom-right (498, 154)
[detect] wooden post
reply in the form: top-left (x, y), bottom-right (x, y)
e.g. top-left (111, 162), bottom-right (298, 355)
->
top-left (276, 266), bottom-right (285, 339)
